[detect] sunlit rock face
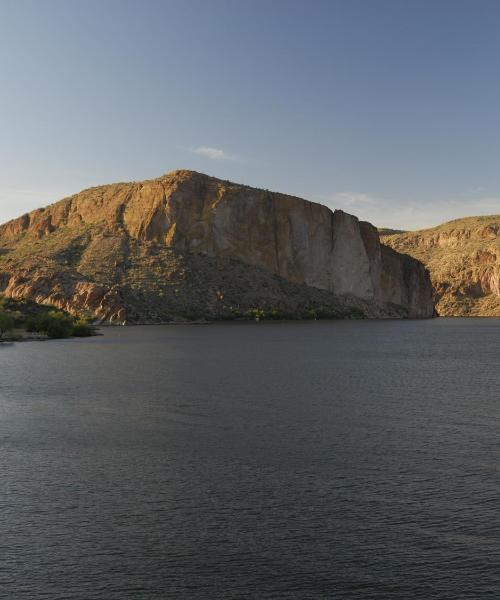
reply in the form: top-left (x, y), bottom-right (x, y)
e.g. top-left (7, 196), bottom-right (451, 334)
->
top-left (0, 170), bottom-right (434, 323)
top-left (382, 216), bottom-right (500, 316)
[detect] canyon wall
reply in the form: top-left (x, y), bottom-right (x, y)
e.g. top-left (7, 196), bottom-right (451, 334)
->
top-left (0, 170), bottom-right (434, 322)
top-left (382, 216), bottom-right (500, 316)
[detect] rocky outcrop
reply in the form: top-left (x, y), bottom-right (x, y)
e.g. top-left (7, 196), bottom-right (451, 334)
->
top-left (381, 215), bottom-right (500, 316)
top-left (0, 170), bottom-right (434, 322)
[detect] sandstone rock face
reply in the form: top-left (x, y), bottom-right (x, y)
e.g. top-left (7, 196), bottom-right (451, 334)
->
top-left (0, 170), bottom-right (434, 322)
top-left (381, 215), bottom-right (500, 316)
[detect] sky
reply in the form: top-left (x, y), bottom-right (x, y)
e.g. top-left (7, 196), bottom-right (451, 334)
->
top-left (1, 0), bottom-right (500, 230)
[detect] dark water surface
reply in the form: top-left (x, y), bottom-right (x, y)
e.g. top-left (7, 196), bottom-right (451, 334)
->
top-left (1, 319), bottom-right (499, 599)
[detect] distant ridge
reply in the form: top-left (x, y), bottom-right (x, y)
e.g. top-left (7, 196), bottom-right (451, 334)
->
top-left (381, 215), bottom-right (500, 316)
top-left (378, 228), bottom-right (406, 236)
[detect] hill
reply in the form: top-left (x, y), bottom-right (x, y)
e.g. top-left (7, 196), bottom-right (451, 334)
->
top-left (381, 215), bottom-right (500, 316)
top-left (0, 170), bottom-right (434, 323)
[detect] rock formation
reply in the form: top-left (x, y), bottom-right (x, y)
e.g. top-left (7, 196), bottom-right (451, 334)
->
top-left (0, 170), bottom-right (434, 322)
top-left (381, 215), bottom-right (500, 316)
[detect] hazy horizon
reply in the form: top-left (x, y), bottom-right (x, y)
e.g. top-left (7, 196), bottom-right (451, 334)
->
top-left (1, 0), bottom-right (500, 229)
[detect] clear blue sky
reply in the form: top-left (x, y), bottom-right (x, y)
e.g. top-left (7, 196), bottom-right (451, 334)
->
top-left (1, 0), bottom-right (499, 229)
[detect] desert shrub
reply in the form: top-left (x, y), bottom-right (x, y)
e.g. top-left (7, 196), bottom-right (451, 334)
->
top-left (71, 319), bottom-right (93, 337)
top-left (247, 308), bottom-right (266, 321)
top-left (0, 311), bottom-right (15, 338)
top-left (10, 310), bottom-right (25, 327)
top-left (27, 311), bottom-right (74, 338)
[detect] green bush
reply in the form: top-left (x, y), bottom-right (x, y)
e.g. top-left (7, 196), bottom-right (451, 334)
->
top-left (27, 311), bottom-right (74, 338)
top-left (10, 310), bottom-right (25, 327)
top-left (247, 307), bottom-right (266, 321)
top-left (71, 319), bottom-right (93, 337)
top-left (0, 311), bottom-right (15, 338)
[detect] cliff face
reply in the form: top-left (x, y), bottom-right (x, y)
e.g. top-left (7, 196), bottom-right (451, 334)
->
top-left (0, 170), bottom-right (434, 322)
top-left (381, 215), bottom-right (500, 316)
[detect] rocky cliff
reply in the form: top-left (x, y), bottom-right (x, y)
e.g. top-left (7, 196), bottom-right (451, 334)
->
top-left (381, 215), bottom-right (500, 316)
top-left (0, 170), bottom-right (434, 322)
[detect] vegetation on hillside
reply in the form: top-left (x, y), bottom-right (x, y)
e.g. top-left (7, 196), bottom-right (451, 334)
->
top-left (0, 295), bottom-right (94, 341)
top-left (378, 227), bottom-right (406, 236)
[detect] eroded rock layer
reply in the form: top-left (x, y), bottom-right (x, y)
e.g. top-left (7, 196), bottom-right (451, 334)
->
top-left (0, 170), bottom-right (434, 322)
top-left (381, 215), bottom-right (500, 316)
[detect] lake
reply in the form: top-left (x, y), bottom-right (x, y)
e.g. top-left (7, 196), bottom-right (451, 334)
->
top-left (1, 319), bottom-right (499, 599)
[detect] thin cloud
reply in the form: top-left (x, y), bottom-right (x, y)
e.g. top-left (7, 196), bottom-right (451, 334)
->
top-left (328, 192), bottom-right (379, 208)
top-left (461, 186), bottom-right (487, 196)
top-left (320, 190), bottom-right (500, 231)
top-left (189, 146), bottom-right (237, 161)
top-left (322, 191), bottom-right (431, 230)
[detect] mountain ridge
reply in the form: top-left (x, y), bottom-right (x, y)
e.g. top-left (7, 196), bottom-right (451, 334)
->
top-left (0, 170), bottom-right (434, 322)
top-left (381, 214), bottom-right (500, 316)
